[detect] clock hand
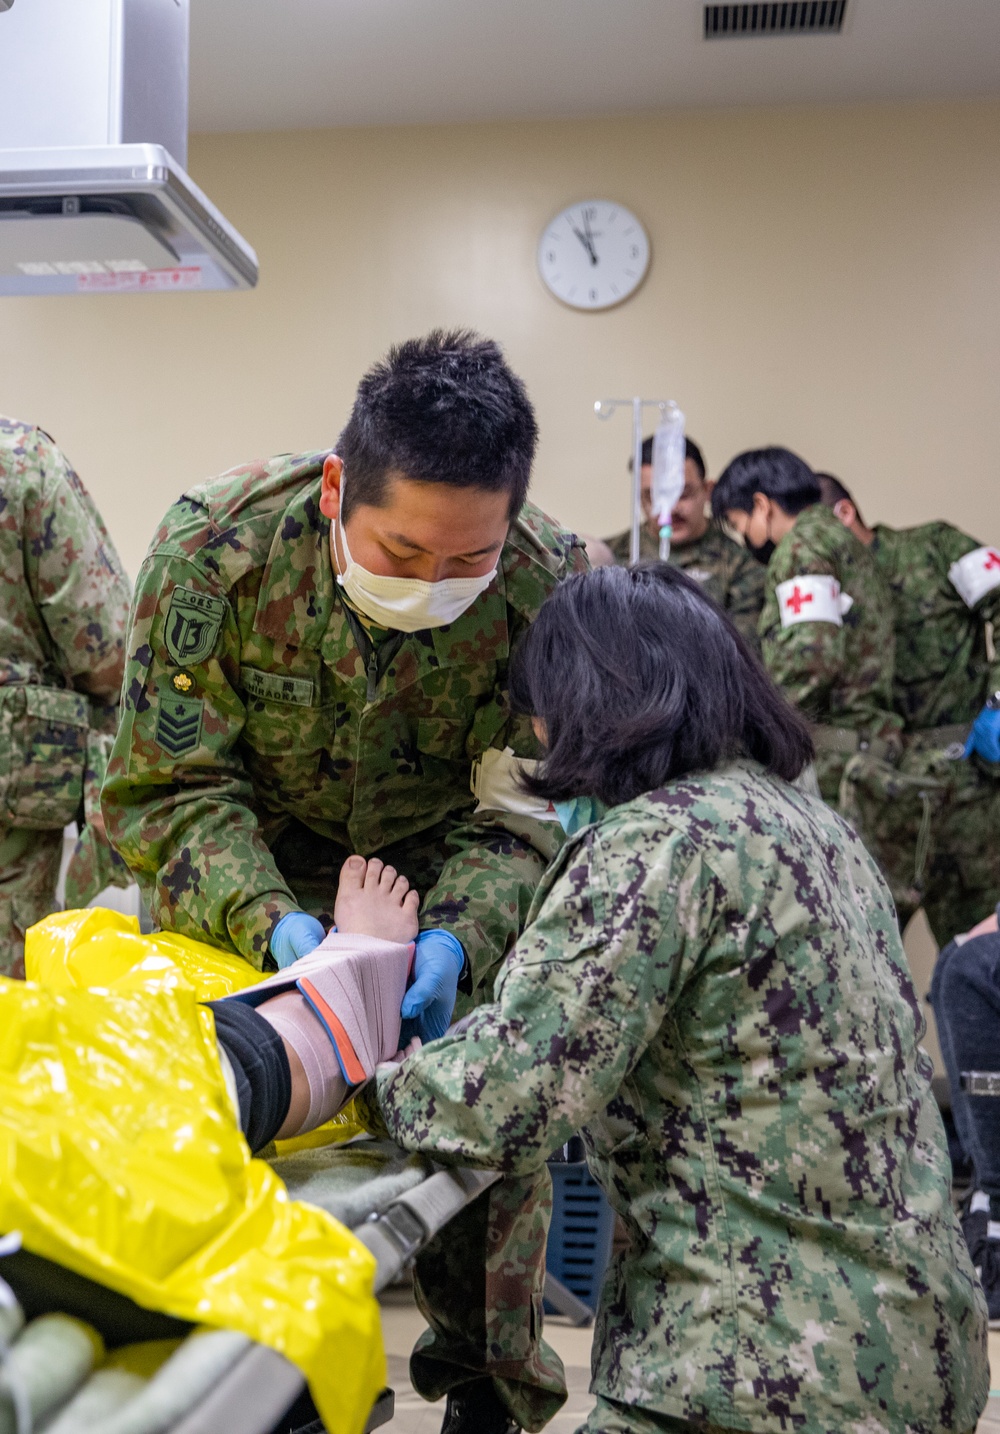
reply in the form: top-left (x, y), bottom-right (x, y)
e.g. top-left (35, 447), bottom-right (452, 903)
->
top-left (571, 224), bottom-right (598, 264)
top-left (581, 215), bottom-right (600, 266)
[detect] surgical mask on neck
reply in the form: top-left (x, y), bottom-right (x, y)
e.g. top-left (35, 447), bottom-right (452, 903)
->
top-left (552, 795), bottom-right (604, 835)
top-left (334, 478), bottom-right (499, 633)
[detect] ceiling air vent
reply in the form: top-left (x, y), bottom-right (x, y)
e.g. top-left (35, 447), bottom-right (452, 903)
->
top-left (704, 2), bottom-right (848, 38)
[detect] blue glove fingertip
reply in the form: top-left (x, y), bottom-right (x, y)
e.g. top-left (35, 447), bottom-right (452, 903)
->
top-left (271, 910), bottom-right (325, 969)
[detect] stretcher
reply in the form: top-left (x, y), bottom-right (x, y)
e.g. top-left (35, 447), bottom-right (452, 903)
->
top-left (0, 1137), bottom-right (499, 1434)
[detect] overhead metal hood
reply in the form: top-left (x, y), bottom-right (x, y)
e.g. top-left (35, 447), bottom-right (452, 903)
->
top-left (0, 0), bottom-right (258, 294)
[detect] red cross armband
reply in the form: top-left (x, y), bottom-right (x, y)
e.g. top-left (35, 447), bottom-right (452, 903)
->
top-left (776, 574), bottom-right (853, 629)
top-left (948, 546), bottom-right (1000, 609)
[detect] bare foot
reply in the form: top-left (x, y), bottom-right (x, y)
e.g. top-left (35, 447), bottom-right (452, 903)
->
top-left (334, 855), bottom-right (420, 942)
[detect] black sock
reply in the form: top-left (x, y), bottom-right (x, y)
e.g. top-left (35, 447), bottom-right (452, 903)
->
top-left (207, 999), bottom-right (292, 1153)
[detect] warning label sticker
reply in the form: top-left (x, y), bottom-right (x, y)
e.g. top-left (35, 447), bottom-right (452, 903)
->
top-left (76, 267), bottom-right (202, 293)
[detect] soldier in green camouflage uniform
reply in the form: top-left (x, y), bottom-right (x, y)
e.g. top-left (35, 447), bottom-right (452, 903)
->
top-left (605, 436), bottom-right (765, 648)
top-left (819, 473), bottom-right (1000, 946)
top-left (0, 418), bottom-right (131, 977)
top-left (102, 333), bottom-right (586, 1432)
top-left (713, 449), bottom-right (901, 811)
top-left (102, 454), bottom-right (580, 980)
top-left (366, 563), bottom-right (987, 1434)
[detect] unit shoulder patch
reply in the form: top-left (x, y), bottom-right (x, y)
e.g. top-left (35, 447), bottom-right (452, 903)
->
top-left (155, 693), bottom-right (204, 758)
top-left (948, 546), bottom-right (1000, 609)
top-left (164, 587), bottom-right (227, 666)
top-left (241, 667), bottom-right (315, 707)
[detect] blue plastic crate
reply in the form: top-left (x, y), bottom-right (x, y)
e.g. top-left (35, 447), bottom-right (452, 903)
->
top-left (545, 1163), bottom-right (616, 1314)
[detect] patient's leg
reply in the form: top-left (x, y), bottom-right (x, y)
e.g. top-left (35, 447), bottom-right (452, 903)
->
top-left (212, 857), bottom-right (420, 1145)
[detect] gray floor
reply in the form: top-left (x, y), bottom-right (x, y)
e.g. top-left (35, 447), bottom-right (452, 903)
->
top-left (378, 1289), bottom-right (1000, 1432)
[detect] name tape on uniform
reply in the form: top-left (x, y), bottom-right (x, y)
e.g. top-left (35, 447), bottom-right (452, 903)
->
top-left (948, 546), bottom-right (1000, 609)
top-left (776, 574), bottom-right (852, 629)
top-left (471, 746), bottom-right (560, 822)
top-left (242, 666), bottom-right (315, 707)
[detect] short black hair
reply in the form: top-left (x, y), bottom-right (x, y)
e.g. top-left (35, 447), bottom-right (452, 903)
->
top-left (711, 447), bottom-right (820, 521)
top-left (631, 435), bottom-right (707, 480)
top-left (337, 330), bottom-right (538, 522)
top-left (509, 562), bottom-right (813, 809)
top-left (816, 471), bottom-right (865, 523)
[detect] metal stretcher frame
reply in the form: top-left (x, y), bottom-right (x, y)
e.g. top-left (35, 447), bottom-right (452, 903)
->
top-left (168, 1164), bottom-right (500, 1434)
top-left (0, 1164), bottom-right (502, 1434)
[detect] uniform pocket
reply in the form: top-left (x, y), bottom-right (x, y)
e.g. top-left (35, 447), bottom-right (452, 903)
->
top-left (241, 699), bottom-right (335, 756)
top-left (416, 715), bottom-right (470, 762)
top-left (0, 685), bottom-right (89, 830)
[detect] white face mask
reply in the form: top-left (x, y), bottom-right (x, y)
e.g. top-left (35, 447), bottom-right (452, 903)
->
top-left (334, 478), bottom-right (500, 633)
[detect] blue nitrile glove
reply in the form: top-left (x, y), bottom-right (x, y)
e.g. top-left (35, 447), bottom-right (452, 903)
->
top-left (270, 911), bottom-right (325, 970)
top-left (400, 929), bottom-right (465, 1043)
top-left (964, 698), bottom-right (1000, 765)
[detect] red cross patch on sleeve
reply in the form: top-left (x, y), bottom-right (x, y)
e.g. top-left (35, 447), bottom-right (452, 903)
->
top-left (775, 575), bottom-right (846, 629)
top-left (948, 546), bottom-right (1000, 609)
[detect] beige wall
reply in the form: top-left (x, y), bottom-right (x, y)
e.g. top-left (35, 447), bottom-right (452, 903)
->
top-left (3, 100), bottom-right (993, 1029)
top-left (0, 99), bottom-right (997, 579)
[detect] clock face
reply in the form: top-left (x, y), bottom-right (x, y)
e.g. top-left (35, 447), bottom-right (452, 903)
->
top-left (537, 200), bottom-right (650, 311)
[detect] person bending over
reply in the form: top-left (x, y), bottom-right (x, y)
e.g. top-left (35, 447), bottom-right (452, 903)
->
top-left (712, 448), bottom-right (901, 858)
top-left (818, 470), bottom-right (1000, 945)
top-left (218, 564), bottom-right (988, 1434)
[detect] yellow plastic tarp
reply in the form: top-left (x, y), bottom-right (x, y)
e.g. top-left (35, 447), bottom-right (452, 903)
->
top-left (8, 909), bottom-right (385, 1434)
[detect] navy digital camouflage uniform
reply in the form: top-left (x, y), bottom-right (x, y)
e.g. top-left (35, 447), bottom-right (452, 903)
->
top-left (0, 419), bottom-right (131, 976)
top-left (606, 524), bottom-right (765, 650)
top-left (102, 449), bottom-right (588, 1424)
top-left (370, 761), bottom-right (988, 1434)
top-left (861, 521), bottom-right (1000, 944)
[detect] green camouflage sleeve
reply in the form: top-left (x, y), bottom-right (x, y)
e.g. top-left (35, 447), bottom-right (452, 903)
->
top-left (725, 546), bottom-right (767, 652)
top-left (761, 545), bottom-right (844, 717)
top-left (418, 534), bottom-right (590, 999)
top-left (26, 438), bottom-right (131, 719)
top-left (102, 536), bottom-right (299, 966)
top-left (376, 822), bottom-right (706, 1169)
top-left (418, 706), bottom-right (565, 1003)
top-left (939, 524), bottom-right (1000, 698)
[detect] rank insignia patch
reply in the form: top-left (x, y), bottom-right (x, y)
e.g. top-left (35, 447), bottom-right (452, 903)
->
top-left (155, 694), bottom-right (204, 757)
top-left (164, 587), bottom-right (227, 667)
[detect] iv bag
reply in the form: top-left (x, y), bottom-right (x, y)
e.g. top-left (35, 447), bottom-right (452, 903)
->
top-left (651, 403), bottom-right (686, 559)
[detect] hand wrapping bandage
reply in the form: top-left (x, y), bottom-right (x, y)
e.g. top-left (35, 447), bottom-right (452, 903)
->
top-left (230, 933), bottom-right (415, 1084)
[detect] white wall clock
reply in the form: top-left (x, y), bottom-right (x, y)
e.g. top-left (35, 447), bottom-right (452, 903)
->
top-left (537, 200), bottom-right (650, 311)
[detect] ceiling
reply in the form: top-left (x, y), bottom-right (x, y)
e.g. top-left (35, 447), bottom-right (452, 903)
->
top-left (189, 0), bottom-right (1000, 134)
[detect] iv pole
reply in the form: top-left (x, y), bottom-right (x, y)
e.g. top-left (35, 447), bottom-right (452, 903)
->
top-left (594, 397), bottom-right (669, 565)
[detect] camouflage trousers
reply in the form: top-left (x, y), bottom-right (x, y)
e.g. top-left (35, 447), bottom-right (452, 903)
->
top-left (273, 820), bottom-right (567, 1431)
top-left (0, 823), bottom-right (61, 977)
top-left (409, 1168), bottom-right (566, 1431)
top-left (578, 1400), bottom-right (972, 1434)
top-left (579, 1397), bottom-right (737, 1433)
top-left (840, 736), bottom-right (1000, 947)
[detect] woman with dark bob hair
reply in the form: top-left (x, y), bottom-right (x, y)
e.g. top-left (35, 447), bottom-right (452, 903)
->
top-left (213, 564), bottom-right (987, 1434)
top-left (365, 564), bottom-right (987, 1434)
